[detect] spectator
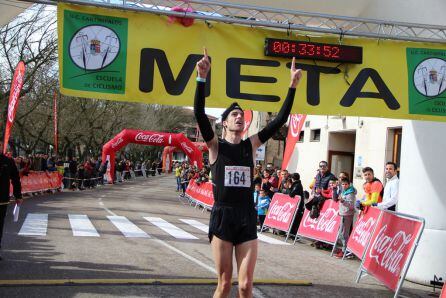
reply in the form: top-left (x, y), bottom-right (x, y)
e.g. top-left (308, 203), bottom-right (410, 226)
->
top-left (288, 173), bottom-right (305, 235)
top-left (40, 154), bottom-right (48, 171)
top-left (47, 156), bottom-right (57, 172)
top-left (76, 163), bottom-right (85, 190)
top-left (253, 164), bottom-right (263, 186)
top-left (84, 160), bottom-right (94, 188)
top-left (69, 157), bottom-right (78, 189)
top-left (179, 164), bottom-right (189, 196)
top-left (174, 163), bottom-right (182, 192)
top-left (151, 161), bottom-right (157, 176)
top-left (332, 178), bottom-right (356, 258)
top-left (0, 140), bottom-right (23, 261)
top-left (256, 189), bottom-right (271, 231)
top-left (376, 162), bottom-right (399, 211)
top-left (278, 170), bottom-right (289, 193)
top-left (306, 161), bottom-right (336, 219)
top-left (357, 167), bottom-right (383, 209)
top-left (261, 169), bottom-right (278, 197)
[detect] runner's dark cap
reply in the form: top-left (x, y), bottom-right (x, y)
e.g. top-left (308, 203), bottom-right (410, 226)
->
top-left (221, 102), bottom-right (243, 121)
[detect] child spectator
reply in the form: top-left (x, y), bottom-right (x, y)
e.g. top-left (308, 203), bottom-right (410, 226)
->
top-left (332, 178), bottom-right (356, 258)
top-left (322, 177), bottom-right (337, 200)
top-left (257, 189), bottom-right (271, 231)
top-left (253, 183), bottom-right (261, 207)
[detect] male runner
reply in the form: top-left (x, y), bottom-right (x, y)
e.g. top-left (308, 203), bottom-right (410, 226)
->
top-left (194, 48), bottom-right (302, 298)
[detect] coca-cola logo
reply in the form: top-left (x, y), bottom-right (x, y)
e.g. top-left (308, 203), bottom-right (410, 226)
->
top-left (302, 208), bottom-right (338, 233)
top-left (135, 133), bottom-right (164, 143)
top-left (111, 137), bottom-right (124, 149)
top-left (289, 114), bottom-right (302, 138)
top-left (369, 225), bottom-right (412, 275)
top-left (7, 69), bottom-right (24, 123)
top-left (351, 217), bottom-right (377, 246)
top-left (181, 142), bottom-right (193, 153)
top-left (267, 200), bottom-right (296, 223)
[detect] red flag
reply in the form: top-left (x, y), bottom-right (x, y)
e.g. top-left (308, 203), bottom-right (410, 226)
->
top-left (242, 110), bottom-right (253, 139)
top-left (281, 114), bottom-right (306, 170)
top-left (53, 91), bottom-right (58, 154)
top-left (3, 61), bottom-right (26, 154)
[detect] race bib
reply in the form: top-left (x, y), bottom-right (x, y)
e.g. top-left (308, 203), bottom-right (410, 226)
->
top-left (224, 166), bottom-right (251, 187)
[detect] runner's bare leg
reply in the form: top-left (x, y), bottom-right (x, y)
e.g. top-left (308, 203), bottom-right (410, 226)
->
top-left (211, 236), bottom-right (234, 297)
top-left (235, 239), bottom-right (258, 298)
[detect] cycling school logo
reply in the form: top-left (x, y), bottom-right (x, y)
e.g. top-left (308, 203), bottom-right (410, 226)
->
top-left (69, 25), bottom-right (120, 71)
top-left (413, 57), bottom-right (446, 97)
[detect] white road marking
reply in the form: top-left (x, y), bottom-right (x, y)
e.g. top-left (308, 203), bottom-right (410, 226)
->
top-left (68, 214), bottom-right (100, 237)
top-left (107, 216), bottom-right (150, 238)
top-left (18, 213), bottom-right (48, 236)
top-left (144, 217), bottom-right (198, 240)
top-left (257, 233), bottom-right (290, 245)
top-left (179, 219), bottom-right (208, 233)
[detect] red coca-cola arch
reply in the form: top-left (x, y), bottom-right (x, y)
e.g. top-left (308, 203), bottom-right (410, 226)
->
top-left (102, 129), bottom-right (203, 182)
top-left (162, 142), bottom-right (208, 173)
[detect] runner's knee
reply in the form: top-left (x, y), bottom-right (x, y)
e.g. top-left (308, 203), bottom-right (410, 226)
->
top-left (217, 278), bottom-right (232, 295)
top-left (238, 278), bottom-right (253, 296)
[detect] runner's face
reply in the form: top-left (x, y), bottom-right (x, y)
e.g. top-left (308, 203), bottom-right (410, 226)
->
top-left (224, 109), bottom-right (244, 132)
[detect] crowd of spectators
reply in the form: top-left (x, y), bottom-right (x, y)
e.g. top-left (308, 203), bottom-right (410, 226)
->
top-left (12, 154), bottom-right (165, 191)
top-left (173, 161), bottom-right (211, 196)
top-left (114, 159), bottom-right (162, 182)
top-left (179, 159), bottom-right (399, 260)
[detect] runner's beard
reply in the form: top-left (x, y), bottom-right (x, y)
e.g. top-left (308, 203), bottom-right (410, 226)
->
top-left (227, 124), bottom-right (244, 133)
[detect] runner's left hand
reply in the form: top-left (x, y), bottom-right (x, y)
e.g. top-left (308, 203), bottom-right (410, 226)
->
top-left (290, 57), bottom-right (302, 88)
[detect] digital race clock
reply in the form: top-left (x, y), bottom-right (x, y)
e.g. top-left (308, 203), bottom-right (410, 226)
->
top-left (264, 38), bottom-right (363, 64)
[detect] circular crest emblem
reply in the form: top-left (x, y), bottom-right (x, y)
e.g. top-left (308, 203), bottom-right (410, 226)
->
top-left (413, 57), bottom-right (446, 97)
top-left (69, 25), bottom-right (120, 71)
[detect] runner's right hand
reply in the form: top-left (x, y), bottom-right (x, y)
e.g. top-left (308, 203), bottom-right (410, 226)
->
top-left (196, 47), bottom-right (210, 79)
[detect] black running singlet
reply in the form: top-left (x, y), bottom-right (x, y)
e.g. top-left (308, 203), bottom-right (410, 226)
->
top-left (210, 138), bottom-right (254, 207)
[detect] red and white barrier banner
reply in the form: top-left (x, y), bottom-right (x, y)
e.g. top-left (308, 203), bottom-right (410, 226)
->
top-left (10, 171), bottom-right (62, 196)
top-left (298, 199), bottom-right (341, 244)
top-left (263, 193), bottom-right (300, 232)
top-left (185, 180), bottom-right (214, 208)
top-left (347, 206), bottom-right (381, 259)
top-left (362, 211), bottom-right (423, 292)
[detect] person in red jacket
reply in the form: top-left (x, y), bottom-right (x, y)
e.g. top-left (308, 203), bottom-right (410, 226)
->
top-left (357, 167), bottom-right (383, 209)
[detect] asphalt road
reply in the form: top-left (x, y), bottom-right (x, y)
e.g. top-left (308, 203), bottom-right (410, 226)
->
top-left (0, 174), bottom-right (433, 297)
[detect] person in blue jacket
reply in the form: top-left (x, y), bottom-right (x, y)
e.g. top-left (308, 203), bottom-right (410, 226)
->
top-left (257, 189), bottom-right (271, 231)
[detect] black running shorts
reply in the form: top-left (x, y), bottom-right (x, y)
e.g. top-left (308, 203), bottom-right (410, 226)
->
top-left (208, 204), bottom-right (258, 245)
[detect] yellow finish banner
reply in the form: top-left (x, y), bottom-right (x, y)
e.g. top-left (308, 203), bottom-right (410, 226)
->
top-left (58, 3), bottom-right (446, 121)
